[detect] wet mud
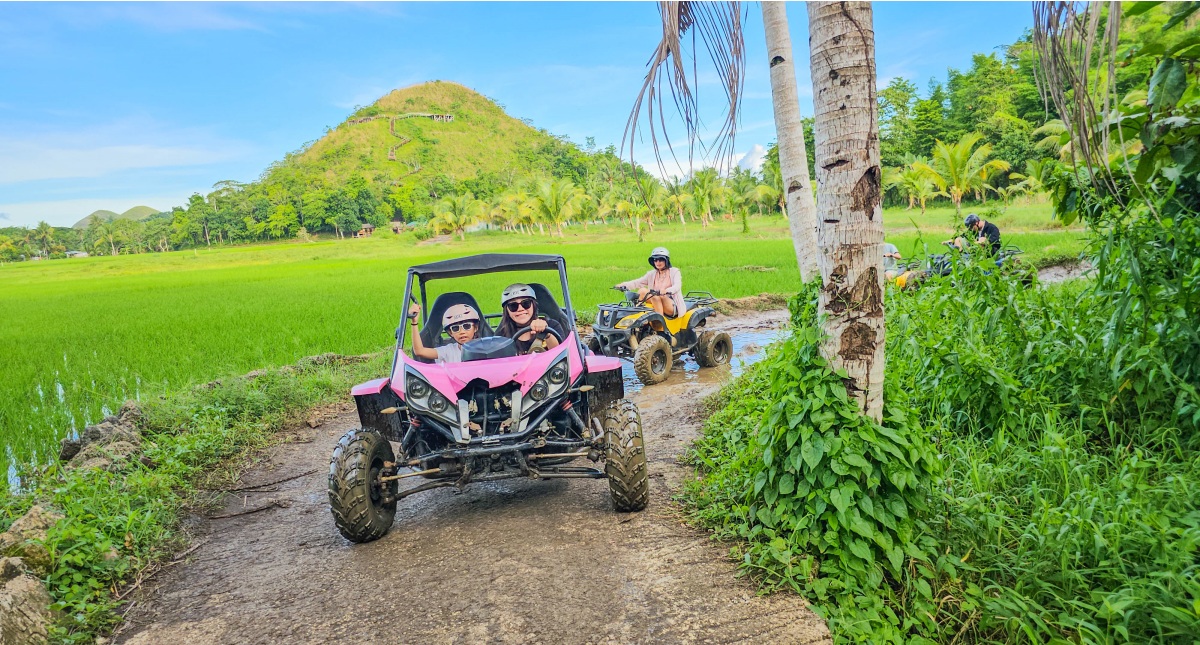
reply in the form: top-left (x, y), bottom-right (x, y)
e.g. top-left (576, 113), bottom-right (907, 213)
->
top-left (117, 308), bottom-right (829, 645)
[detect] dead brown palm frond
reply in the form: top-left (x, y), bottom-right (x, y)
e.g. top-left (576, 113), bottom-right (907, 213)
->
top-left (623, 1), bottom-right (746, 183)
top-left (1031, 1), bottom-right (1127, 204)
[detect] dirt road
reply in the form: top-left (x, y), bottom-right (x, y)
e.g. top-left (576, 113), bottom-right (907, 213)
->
top-left (118, 310), bottom-right (829, 645)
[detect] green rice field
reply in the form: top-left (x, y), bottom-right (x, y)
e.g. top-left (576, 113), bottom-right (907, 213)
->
top-left (0, 205), bottom-right (1085, 473)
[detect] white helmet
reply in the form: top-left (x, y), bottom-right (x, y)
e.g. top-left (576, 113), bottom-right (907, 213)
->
top-left (500, 283), bottom-right (536, 306)
top-left (441, 304), bottom-right (480, 328)
top-left (648, 247), bottom-right (671, 267)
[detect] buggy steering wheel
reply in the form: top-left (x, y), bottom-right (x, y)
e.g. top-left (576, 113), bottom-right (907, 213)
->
top-left (512, 324), bottom-right (563, 353)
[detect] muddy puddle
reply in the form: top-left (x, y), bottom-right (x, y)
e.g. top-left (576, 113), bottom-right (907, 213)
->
top-left (620, 309), bottom-right (788, 395)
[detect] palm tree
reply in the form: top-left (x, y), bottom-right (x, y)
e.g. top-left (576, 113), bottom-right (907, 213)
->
top-left (688, 168), bottom-right (720, 227)
top-left (763, 1), bottom-right (819, 281)
top-left (808, 1), bottom-right (886, 421)
top-left (663, 176), bottom-right (690, 227)
top-left (1008, 158), bottom-right (1053, 199)
top-left (32, 221), bottom-right (55, 257)
top-left (430, 193), bottom-right (482, 241)
top-left (886, 165), bottom-right (943, 215)
top-left (531, 179), bottom-right (579, 237)
top-left (913, 133), bottom-right (1011, 215)
top-left (88, 215), bottom-right (122, 256)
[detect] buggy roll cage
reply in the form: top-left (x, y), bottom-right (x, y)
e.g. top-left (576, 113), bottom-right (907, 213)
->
top-left (392, 253), bottom-right (586, 375)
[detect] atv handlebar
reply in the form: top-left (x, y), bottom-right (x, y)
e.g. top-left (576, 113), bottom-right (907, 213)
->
top-left (512, 323), bottom-right (564, 343)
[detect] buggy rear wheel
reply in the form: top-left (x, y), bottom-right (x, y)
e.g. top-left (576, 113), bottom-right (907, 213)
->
top-left (632, 334), bottom-right (672, 385)
top-left (328, 428), bottom-right (397, 543)
top-left (694, 330), bottom-right (732, 367)
top-left (600, 399), bottom-right (649, 512)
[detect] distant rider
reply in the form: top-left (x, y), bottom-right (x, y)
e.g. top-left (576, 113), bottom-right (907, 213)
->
top-left (882, 242), bottom-right (903, 280)
top-left (947, 213), bottom-right (1001, 256)
top-left (407, 303), bottom-right (480, 363)
top-left (616, 246), bottom-right (686, 317)
top-left (496, 283), bottom-right (562, 354)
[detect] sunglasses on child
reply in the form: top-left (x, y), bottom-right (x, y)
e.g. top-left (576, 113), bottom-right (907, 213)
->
top-left (504, 298), bottom-right (536, 313)
top-left (444, 321), bottom-right (476, 334)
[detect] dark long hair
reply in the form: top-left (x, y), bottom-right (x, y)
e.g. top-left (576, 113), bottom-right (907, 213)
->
top-left (496, 300), bottom-right (539, 338)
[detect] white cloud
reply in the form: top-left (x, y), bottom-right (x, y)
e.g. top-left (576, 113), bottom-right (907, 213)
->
top-left (0, 196), bottom-right (187, 229)
top-left (737, 144), bottom-right (768, 174)
top-left (0, 211), bottom-right (10, 221)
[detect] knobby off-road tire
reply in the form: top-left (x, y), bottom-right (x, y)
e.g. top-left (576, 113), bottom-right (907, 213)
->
top-left (328, 428), bottom-right (397, 543)
top-left (694, 330), bottom-right (733, 367)
top-left (601, 399), bottom-right (649, 512)
top-left (632, 334), bottom-right (672, 385)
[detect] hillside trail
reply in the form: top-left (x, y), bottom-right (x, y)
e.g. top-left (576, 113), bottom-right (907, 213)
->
top-left (117, 309), bottom-right (830, 645)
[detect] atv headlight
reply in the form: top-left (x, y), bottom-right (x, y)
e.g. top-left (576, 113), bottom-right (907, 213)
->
top-left (530, 382), bottom-right (549, 401)
top-left (548, 364), bottom-right (567, 385)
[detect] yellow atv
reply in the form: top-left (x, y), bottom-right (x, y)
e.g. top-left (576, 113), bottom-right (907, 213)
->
top-left (585, 288), bottom-right (732, 385)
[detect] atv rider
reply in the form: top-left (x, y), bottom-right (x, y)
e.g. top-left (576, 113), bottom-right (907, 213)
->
top-left (407, 303), bottom-right (481, 363)
top-left (495, 283), bottom-right (562, 354)
top-left (947, 213), bottom-right (1001, 256)
top-left (615, 247), bottom-right (686, 317)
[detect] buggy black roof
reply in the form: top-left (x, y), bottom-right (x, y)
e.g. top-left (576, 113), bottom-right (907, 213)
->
top-left (408, 253), bottom-right (564, 281)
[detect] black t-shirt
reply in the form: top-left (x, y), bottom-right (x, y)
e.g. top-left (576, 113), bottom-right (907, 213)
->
top-left (512, 318), bottom-right (565, 354)
top-left (978, 222), bottom-right (1001, 255)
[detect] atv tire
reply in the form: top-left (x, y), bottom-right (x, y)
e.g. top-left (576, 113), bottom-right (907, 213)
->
top-left (328, 428), bottom-right (397, 543)
top-left (601, 399), bottom-right (649, 512)
top-left (694, 330), bottom-right (732, 367)
top-left (632, 334), bottom-right (672, 385)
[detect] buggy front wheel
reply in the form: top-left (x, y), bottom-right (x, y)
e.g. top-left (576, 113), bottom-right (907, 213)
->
top-left (328, 428), bottom-right (397, 543)
top-left (600, 399), bottom-right (649, 512)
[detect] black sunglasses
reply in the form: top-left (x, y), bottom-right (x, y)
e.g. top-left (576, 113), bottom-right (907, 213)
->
top-left (505, 298), bottom-right (536, 313)
top-left (445, 321), bottom-right (476, 334)
top-left (651, 256), bottom-right (667, 263)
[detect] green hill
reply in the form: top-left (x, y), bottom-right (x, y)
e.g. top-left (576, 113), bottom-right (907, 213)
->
top-left (259, 81), bottom-right (598, 221)
top-left (73, 210), bottom-right (120, 229)
top-left (72, 206), bottom-right (161, 230)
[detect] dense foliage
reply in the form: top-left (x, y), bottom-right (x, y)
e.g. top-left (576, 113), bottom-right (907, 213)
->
top-left (685, 4), bottom-right (1200, 642)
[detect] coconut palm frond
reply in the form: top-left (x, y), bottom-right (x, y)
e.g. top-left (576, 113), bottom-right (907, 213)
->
top-left (624, 1), bottom-right (747, 180)
top-left (1031, 1), bottom-right (1125, 202)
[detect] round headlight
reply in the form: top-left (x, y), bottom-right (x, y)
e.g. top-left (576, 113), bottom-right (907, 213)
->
top-left (548, 365), bottom-right (567, 385)
top-left (407, 379), bottom-right (429, 399)
top-left (530, 382), bottom-right (549, 401)
top-left (429, 394), bottom-right (449, 413)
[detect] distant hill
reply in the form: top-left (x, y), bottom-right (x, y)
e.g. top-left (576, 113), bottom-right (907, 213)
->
top-left (73, 206), bottom-right (161, 229)
top-left (251, 81), bottom-right (597, 221)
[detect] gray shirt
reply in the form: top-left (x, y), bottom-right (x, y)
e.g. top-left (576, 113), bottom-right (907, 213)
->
top-left (882, 243), bottom-right (899, 271)
top-left (435, 343), bottom-right (463, 364)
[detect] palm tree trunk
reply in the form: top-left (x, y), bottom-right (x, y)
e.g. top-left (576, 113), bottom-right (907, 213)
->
top-left (764, 1), bottom-right (820, 283)
top-left (808, 0), bottom-right (885, 422)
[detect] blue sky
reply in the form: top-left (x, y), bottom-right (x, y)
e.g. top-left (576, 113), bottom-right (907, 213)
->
top-left (0, 2), bottom-right (1035, 228)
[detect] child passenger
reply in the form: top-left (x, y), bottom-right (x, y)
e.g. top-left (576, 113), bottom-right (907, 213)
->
top-left (407, 303), bottom-right (480, 363)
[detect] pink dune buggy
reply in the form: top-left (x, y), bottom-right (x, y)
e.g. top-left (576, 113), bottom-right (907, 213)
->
top-left (328, 253), bottom-right (649, 543)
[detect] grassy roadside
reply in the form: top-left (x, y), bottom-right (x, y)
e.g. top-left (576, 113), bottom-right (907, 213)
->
top-left (0, 351), bottom-right (390, 643)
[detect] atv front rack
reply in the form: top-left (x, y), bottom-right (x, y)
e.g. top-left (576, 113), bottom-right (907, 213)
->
top-left (684, 291), bottom-right (718, 306)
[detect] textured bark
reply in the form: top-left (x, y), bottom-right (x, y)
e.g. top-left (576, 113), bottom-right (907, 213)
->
top-left (763, 2), bottom-right (820, 283)
top-left (808, 1), bottom-right (886, 421)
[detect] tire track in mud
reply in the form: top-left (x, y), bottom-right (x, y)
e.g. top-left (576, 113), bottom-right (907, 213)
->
top-left (117, 309), bottom-right (829, 645)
